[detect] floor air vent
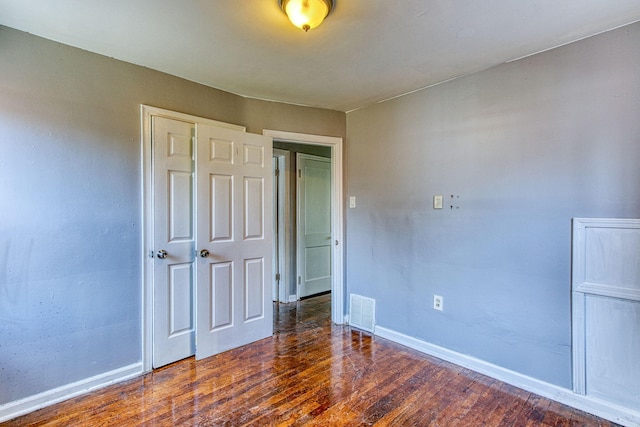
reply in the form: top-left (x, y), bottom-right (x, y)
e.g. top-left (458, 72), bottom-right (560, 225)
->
top-left (349, 294), bottom-right (375, 333)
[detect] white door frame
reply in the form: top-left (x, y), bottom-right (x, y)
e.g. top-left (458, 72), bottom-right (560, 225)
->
top-left (273, 149), bottom-right (291, 304)
top-left (141, 105), bottom-right (245, 373)
top-left (263, 130), bottom-right (345, 325)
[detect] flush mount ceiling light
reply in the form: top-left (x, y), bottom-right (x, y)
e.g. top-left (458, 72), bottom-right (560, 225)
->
top-left (280, 0), bottom-right (334, 32)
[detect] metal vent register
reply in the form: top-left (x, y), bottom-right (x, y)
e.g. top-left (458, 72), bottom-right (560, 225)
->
top-left (349, 294), bottom-right (375, 333)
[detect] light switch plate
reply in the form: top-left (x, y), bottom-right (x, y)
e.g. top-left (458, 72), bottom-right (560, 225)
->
top-left (349, 196), bottom-right (356, 208)
top-left (434, 195), bottom-right (443, 209)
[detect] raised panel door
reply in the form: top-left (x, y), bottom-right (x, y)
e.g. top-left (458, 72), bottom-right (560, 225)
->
top-left (152, 117), bottom-right (196, 368)
top-left (196, 125), bottom-right (273, 359)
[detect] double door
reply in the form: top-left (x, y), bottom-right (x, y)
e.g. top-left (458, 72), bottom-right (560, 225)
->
top-left (152, 116), bottom-right (272, 368)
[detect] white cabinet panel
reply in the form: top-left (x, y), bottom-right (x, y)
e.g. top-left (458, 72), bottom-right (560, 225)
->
top-left (573, 218), bottom-right (640, 411)
top-left (585, 295), bottom-right (640, 410)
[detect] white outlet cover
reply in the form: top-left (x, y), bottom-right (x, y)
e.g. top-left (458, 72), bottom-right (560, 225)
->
top-left (433, 295), bottom-right (444, 311)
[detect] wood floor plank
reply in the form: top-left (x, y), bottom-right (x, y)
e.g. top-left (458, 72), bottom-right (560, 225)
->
top-left (381, 363), bottom-right (467, 425)
top-left (2, 294), bottom-right (623, 426)
top-left (438, 371), bottom-right (497, 426)
top-left (373, 363), bottom-right (452, 425)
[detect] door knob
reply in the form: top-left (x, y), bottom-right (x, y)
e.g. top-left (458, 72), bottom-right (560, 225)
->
top-left (199, 249), bottom-right (210, 258)
top-left (156, 250), bottom-right (168, 259)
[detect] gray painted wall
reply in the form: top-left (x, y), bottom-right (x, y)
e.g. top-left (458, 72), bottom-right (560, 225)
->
top-left (345, 23), bottom-right (640, 388)
top-left (0, 25), bottom-right (344, 405)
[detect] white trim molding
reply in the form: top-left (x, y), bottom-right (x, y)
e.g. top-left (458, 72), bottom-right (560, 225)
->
top-left (0, 363), bottom-right (142, 423)
top-left (140, 105), bottom-right (245, 132)
top-left (374, 326), bottom-right (640, 427)
top-left (263, 129), bottom-right (345, 325)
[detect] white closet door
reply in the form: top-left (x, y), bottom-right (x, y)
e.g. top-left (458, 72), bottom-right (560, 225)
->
top-left (152, 116), bottom-right (196, 368)
top-left (195, 124), bottom-right (273, 359)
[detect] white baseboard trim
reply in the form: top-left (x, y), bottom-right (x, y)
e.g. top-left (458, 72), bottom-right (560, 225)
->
top-left (374, 326), bottom-right (640, 427)
top-left (0, 362), bottom-right (143, 423)
top-left (288, 295), bottom-right (297, 303)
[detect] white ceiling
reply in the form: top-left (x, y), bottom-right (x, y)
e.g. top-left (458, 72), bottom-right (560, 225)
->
top-left (1, 0), bottom-right (640, 112)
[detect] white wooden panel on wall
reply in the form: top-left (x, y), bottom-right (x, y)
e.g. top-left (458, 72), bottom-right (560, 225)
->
top-left (210, 174), bottom-right (233, 242)
top-left (572, 218), bottom-right (640, 412)
top-left (582, 226), bottom-right (640, 299)
top-left (244, 177), bottom-right (264, 240)
top-left (210, 262), bottom-right (233, 331)
top-left (585, 295), bottom-right (640, 410)
top-left (244, 258), bottom-right (264, 321)
top-left (169, 263), bottom-right (194, 335)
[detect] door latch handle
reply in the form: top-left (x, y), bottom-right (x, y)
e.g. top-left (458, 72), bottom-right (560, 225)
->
top-left (156, 250), bottom-right (168, 259)
top-left (199, 249), bottom-right (210, 258)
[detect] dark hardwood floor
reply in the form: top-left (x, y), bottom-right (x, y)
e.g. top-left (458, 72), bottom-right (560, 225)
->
top-left (4, 294), bottom-right (620, 426)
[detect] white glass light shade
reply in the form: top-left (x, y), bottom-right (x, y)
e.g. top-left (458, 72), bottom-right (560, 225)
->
top-left (281, 0), bottom-right (333, 32)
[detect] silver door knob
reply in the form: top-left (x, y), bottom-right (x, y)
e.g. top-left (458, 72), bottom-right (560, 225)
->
top-left (199, 249), bottom-right (210, 258)
top-left (156, 250), bottom-right (168, 259)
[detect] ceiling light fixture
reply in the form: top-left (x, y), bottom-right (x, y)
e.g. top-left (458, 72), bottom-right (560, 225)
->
top-left (280, 0), bottom-right (334, 32)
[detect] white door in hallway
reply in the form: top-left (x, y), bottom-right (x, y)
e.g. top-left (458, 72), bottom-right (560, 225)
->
top-left (195, 125), bottom-right (273, 359)
top-left (152, 116), bottom-right (196, 368)
top-left (297, 154), bottom-right (332, 298)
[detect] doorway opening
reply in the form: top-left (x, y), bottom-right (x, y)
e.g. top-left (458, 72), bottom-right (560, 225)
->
top-left (141, 114), bottom-right (344, 373)
top-left (272, 143), bottom-right (331, 305)
top-left (264, 130), bottom-right (344, 325)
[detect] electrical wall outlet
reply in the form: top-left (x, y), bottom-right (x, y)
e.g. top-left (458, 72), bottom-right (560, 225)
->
top-left (433, 295), bottom-right (444, 311)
